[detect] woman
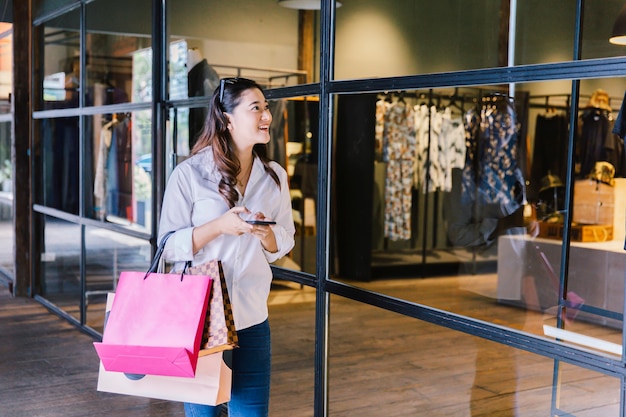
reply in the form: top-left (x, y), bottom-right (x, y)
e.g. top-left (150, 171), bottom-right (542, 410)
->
top-left (158, 77), bottom-right (296, 416)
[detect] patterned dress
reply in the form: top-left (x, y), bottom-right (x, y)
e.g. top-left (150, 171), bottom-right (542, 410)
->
top-left (382, 100), bottom-right (416, 241)
top-left (461, 95), bottom-right (526, 219)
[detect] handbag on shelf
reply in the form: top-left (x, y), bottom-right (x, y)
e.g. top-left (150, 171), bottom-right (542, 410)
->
top-left (188, 260), bottom-right (239, 356)
top-left (93, 231), bottom-right (213, 378)
top-left (97, 293), bottom-right (232, 406)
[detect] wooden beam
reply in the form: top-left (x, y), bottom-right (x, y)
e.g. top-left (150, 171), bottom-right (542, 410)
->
top-left (297, 10), bottom-right (314, 84)
top-left (12, 0), bottom-right (32, 296)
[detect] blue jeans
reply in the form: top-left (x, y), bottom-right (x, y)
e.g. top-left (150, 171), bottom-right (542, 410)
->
top-left (184, 319), bottom-right (271, 417)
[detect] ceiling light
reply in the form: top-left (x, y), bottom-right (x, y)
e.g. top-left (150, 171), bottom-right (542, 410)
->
top-left (609, 5), bottom-right (626, 45)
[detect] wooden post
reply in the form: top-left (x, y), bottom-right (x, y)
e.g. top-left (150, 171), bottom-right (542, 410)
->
top-left (298, 10), bottom-right (314, 84)
top-left (12, 0), bottom-right (33, 296)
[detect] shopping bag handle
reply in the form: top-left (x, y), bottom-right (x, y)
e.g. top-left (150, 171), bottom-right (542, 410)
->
top-left (144, 231), bottom-right (176, 279)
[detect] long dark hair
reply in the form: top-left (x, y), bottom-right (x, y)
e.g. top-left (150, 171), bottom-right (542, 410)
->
top-left (191, 77), bottom-right (280, 208)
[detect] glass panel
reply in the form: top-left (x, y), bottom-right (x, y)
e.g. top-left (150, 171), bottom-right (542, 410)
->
top-left (583, 0), bottom-right (626, 60)
top-left (514, 0), bottom-right (576, 65)
top-left (556, 362), bottom-right (621, 416)
top-left (87, 110), bottom-right (153, 233)
top-left (0, 121), bottom-right (12, 275)
top-left (167, 0), bottom-right (307, 100)
top-left (331, 76), bottom-right (626, 353)
top-left (328, 296), bottom-right (621, 416)
top-left (335, 0), bottom-right (503, 79)
top-left (84, 226), bottom-right (151, 333)
top-left (334, 1), bottom-right (626, 76)
top-left (268, 285), bottom-right (315, 415)
top-left (37, 117), bottom-right (80, 215)
top-left (34, 0), bottom-right (79, 21)
top-left (37, 8), bottom-right (80, 110)
top-left (40, 216), bottom-right (81, 320)
top-left (278, 97), bottom-right (318, 274)
top-left (85, 0), bottom-right (152, 105)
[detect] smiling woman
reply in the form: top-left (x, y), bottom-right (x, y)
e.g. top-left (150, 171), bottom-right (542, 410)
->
top-left (157, 76), bottom-right (295, 416)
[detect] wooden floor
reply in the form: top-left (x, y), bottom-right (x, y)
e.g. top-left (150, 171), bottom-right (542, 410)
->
top-left (0, 276), bottom-right (621, 417)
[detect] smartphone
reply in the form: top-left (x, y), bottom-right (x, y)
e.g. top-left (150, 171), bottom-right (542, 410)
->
top-left (246, 220), bottom-right (276, 226)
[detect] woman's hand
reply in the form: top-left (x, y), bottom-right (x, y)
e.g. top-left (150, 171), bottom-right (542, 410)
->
top-left (192, 206), bottom-right (252, 253)
top-left (248, 212), bottom-right (278, 253)
top-left (218, 206), bottom-right (254, 236)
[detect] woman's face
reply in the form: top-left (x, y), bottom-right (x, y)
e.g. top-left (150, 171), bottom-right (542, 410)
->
top-left (226, 87), bottom-right (272, 152)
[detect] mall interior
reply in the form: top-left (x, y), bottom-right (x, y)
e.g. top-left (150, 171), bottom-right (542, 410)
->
top-left (2, 0), bottom-right (626, 416)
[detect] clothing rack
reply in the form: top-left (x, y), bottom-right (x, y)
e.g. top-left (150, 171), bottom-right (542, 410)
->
top-left (528, 93), bottom-right (624, 112)
top-left (208, 63), bottom-right (307, 88)
top-left (378, 88), bottom-right (488, 259)
top-left (378, 87), bottom-right (524, 270)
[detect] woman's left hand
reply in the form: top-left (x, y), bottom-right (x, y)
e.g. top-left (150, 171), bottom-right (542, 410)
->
top-left (249, 212), bottom-right (278, 253)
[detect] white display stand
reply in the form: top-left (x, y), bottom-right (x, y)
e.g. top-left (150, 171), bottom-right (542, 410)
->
top-left (497, 234), bottom-right (625, 328)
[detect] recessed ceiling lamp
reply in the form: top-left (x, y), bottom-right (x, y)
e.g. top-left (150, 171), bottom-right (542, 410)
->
top-left (609, 5), bottom-right (626, 45)
top-left (278, 0), bottom-right (342, 10)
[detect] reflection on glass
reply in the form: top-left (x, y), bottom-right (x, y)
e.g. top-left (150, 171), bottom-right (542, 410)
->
top-left (168, 0), bottom-right (308, 95)
top-left (278, 97), bottom-right (318, 274)
top-left (34, 0), bottom-right (78, 21)
top-left (514, 0), bottom-right (576, 65)
top-left (328, 297), bottom-right (620, 415)
top-left (89, 111), bottom-right (152, 233)
top-left (333, 1), bottom-right (626, 77)
top-left (38, 117), bottom-right (80, 215)
top-left (40, 216), bottom-right (81, 320)
top-left (556, 362), bottom-right (620, 416)
top-left (85, 226), bottom-right (151, 332)
top-left (38, 9), bottom-right (80, 110)
top-left (332, 78), bottom-right (626, 353)
top-left (335, 0), bottom-right (502, 79)
top-left (583, 1), bottom-right (626, 60)
top-left (86, 0), bottom-right (152, 105)
top-left (267, 291), bottom-right (316, 415)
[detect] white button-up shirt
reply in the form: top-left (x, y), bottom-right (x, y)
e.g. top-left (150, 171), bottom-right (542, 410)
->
top-left (158, 147), bottom-right (296, 330)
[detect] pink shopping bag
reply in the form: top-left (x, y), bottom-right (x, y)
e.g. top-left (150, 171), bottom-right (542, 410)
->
top-left (93, 232), bottom-right (212, 377)
top-left (97, 293), bottom-right (231, 405)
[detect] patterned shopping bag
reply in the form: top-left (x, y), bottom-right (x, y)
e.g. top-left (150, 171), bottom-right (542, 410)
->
top-left (188, 260), bottom-right (239, 355)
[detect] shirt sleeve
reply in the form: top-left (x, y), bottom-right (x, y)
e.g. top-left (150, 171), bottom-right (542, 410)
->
top-left (158, 165), bottom-right (196, 262)
top-left (263, 164), bottom-right (296, 263)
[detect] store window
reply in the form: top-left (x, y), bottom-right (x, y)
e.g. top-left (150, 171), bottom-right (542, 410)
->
top-left (326, 0), bottom-right (626, 366)
top-left (88, 110), bottom-right (153, 229)
top-left (334, 0), bottom-right (626, 80)
top-left (38, 215), bottom-right (82, 318)
top-left (34, 0), bottom-right (79, 21)
top-left (85, 0), bottom-right (152, 106)
top-left (21, 0), bottom-right (626, 414)
top-left (38, 8), bottom-right (80, 110)
top-left (332, 75), bottom-right (626, 358)
top-left (327, 296), bottom-right (622, 415)
top-left (334, 0), bottom-right (504, 79)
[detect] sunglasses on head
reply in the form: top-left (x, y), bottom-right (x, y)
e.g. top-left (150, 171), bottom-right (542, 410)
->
top-left (219, 78), bottom-right (239, 105)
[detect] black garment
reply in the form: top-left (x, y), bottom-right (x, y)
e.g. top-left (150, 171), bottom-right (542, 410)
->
top-left (187, 59), bottom-right (220, 149)
top-left (578, 108), bottom-right (626, 178)
top-left (528, 113), bottom-right (569, 202)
